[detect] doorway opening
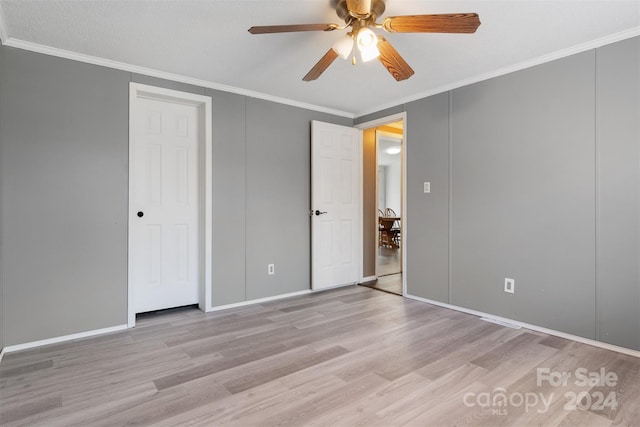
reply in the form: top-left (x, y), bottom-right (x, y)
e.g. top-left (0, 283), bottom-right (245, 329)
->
top-left (357, 114), bottom-right (406, 296)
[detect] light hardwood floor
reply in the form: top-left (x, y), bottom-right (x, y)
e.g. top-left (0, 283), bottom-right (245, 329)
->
top-left (361, 273), bottom-right (403, 295)
top-left (1, 286), bottom-right (639, 426)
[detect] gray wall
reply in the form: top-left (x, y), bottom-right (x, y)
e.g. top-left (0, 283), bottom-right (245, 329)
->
top-left (0, 47), bottom-right (130, 346)
top-left (209, 89), bottom-right (247, 306)
top-left (405, 92), bottom-right (451, 304)
top-left (595, 38), bottom-right (640, 349)
top-left (400, 37), bottom-right (640, 350)
top-left (450, 51), bottom-right (597, 339)
top-left (245, 99), bottom-right (351, 300)
top-left (0, 46), bottom-right (350, 347)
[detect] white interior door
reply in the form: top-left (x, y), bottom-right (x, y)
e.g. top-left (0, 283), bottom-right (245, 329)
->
top-left (130, 95), bottom-right (200, 314)
top-left (311, 120), bottom-right (362, 290)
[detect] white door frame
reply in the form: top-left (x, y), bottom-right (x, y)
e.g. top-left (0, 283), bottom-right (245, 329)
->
top-left (128, 82), bottom-right (213, 327)
top-left (355, 112), bottom-right (407, 296)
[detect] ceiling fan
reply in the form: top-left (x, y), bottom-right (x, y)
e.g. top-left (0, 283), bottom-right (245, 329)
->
top-left (248, 0), bottom-right (481, 82)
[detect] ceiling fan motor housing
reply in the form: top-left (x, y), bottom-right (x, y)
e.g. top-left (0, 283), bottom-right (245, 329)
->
top-left (335, 0), bottom-right (386, 23)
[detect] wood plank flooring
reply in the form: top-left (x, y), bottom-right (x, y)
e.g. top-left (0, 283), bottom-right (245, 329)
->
top-left (361, 273), bottom-right (403, 295)
top-left (1, 286), bottom-right (639, 426)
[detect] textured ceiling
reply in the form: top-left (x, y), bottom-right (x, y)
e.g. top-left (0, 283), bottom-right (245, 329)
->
top-left (0, 0), bottom-right (638, 117)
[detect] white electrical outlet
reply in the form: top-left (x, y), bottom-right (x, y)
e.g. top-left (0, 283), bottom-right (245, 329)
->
top-left (504, 278), bottom-right (515, 294)
top-left (268, 264), bottom-right (275, 275)
top-left (424, 182), bottom-right (431, 193)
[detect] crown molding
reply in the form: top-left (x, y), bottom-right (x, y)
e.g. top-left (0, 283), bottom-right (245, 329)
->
top-left (355, 26), bottom-right (640, 118)
top-left (2, 25), bottom-right (638, 120)
top-left (2, 38), bottom-right (355, 119)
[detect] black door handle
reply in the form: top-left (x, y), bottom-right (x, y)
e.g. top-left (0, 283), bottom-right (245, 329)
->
top-left (137, 211), bottom-right (144, 218)
top-left (314, 210), bottom-right (327, 216)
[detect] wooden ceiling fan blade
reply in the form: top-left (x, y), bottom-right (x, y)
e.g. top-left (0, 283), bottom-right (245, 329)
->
top-left (303, 49), bottom-right (339, 82)
top-left (248, 23), bottom-right (337, 34)
top-left (382, 13), bottom-right (481, 34)
top-left (377, 37), bottom-right (414, 81)
top-left (346, 0), bottom-right (371, 16)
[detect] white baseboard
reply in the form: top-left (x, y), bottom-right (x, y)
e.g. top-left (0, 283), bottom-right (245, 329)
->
top-left (0, 347), bottom-right (5, 364)
top-left (2, 289), bottom-right (320, 359)
top-left (360, 275), bottom-right (377, 283)
top-left (405, 293), bottom-right (640, 359)
top-left (1, 324), bottom-right (128, 356)
top-left (207, 283), bottom-right (365, 313)
top-left (7, 291), bottom-right (635, 363)
top-left (207, 289), bottom-right (312, 312)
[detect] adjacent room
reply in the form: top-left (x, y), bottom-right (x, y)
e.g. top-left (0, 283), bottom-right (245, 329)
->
top-left (0, 1), bottom-right (639, 425)
top-left (361, 120), bottom-right (404, 296)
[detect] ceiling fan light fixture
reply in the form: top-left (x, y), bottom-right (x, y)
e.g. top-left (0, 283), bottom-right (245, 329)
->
top-left (356, 27), bottom-right (380, 62)
top-left (332, 35), bottom-right (354, 59)
top-left (360, 44), bottom-right (380, 62)
top-left (356, 27), bottom-right (377, 49)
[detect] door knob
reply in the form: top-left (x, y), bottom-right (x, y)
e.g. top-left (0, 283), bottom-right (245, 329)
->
top-left (314, 210), bottom-right (327, 216)
top-left (137, 211), bottom-right (144, 218)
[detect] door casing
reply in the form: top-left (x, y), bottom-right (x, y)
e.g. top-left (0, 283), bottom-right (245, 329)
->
top-left (355, 112), bottom-right (407, 296)
top-left (128, 83), bottom-right (213, 327)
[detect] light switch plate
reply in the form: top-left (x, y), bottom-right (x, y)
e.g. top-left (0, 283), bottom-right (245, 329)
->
top-left (424, 182), bottom-right (431, 193)
top-left (504, 278), bottom-right (515, 294)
